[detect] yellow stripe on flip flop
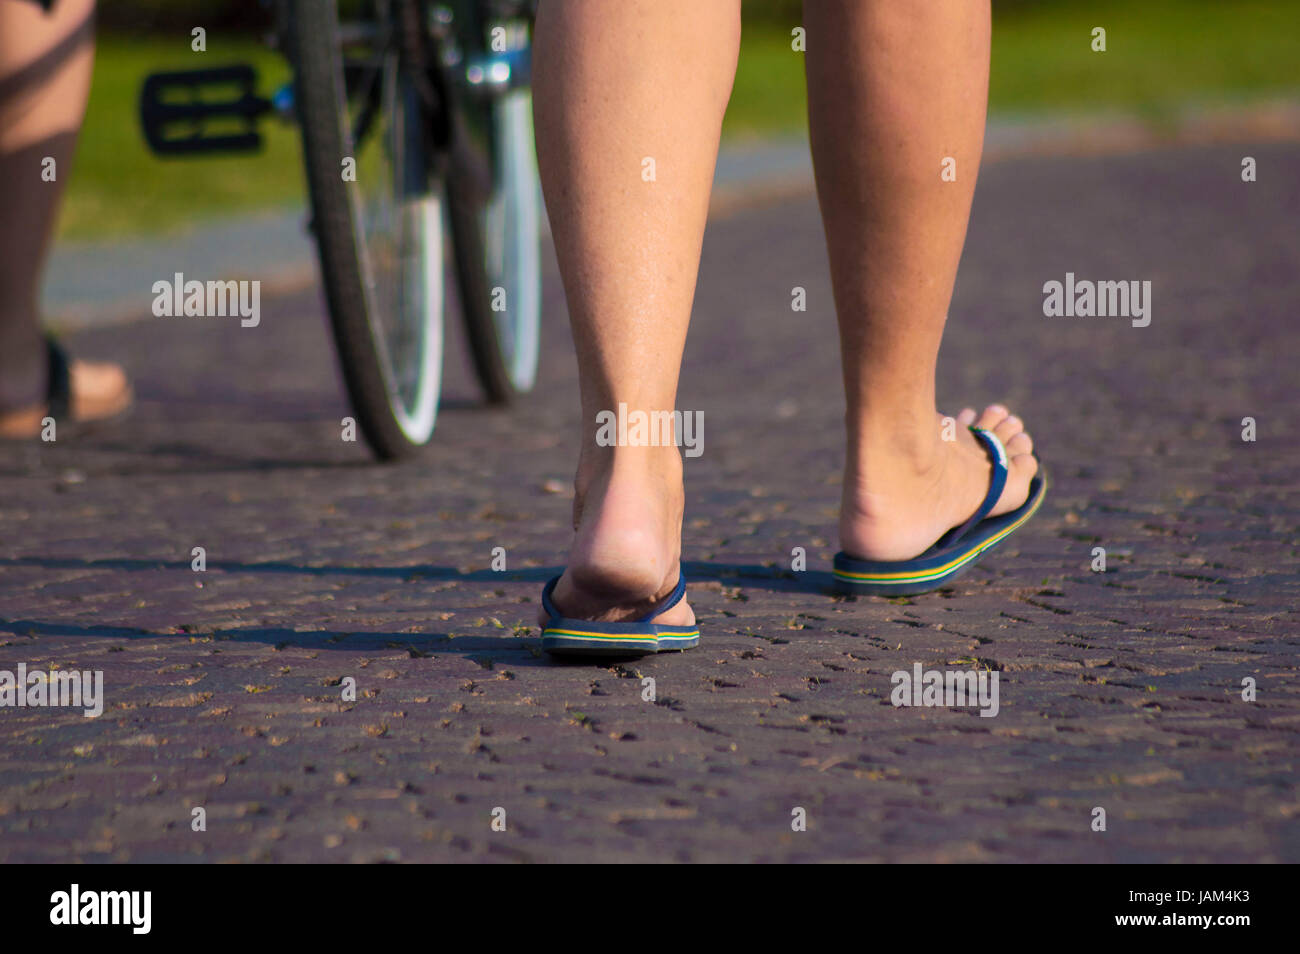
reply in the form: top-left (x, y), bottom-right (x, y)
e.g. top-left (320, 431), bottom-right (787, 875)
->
top-left (544, 628), bottom-right (680, 641)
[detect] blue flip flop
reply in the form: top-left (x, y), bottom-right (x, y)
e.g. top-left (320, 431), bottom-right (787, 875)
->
top-left (540, 569), bottom-right (699, 656)
top-left (833, 425), bottom-right (1047, 596)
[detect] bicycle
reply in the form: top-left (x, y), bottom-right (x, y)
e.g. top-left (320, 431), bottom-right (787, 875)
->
top-left (139, 0), bottom-right (543, 460)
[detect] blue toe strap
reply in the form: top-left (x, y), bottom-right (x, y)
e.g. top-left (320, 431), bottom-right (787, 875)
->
top-left (636, 571), bottom-right (686, 623)
top-left (541, 568), bottom-right (686, 623)
top-left (541, 575), bottom-right (564, 620)
top-left (933, 426), bottom-right (1008, 551)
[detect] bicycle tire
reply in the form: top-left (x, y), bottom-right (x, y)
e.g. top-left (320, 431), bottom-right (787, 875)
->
top-left (289, 0), bottom-right (445, 460)
top-left (447, 15), bottom-right (543, 403)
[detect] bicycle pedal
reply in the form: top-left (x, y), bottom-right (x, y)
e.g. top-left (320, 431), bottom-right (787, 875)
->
top-left (140, 65), bottom-right (272, 156)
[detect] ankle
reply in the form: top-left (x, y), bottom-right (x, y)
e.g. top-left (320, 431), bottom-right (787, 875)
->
top-left (845, 409), bottom-right (944, 478)
top-left (573, 444), bottom-right (683, 530)
top-left (576, 444), bottom-right (681, 498)
top-left (0, 321), bottom-right (47, 412)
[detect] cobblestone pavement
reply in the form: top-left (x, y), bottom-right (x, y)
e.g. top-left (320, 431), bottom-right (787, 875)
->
top-left (2, 143), bottom-right (1297, 863)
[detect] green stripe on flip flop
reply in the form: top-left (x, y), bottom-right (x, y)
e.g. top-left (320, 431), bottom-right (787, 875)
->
top-left (834, 486), bottom-right (1046, 586)
top-left (543, 628), bottom-right (682, 641)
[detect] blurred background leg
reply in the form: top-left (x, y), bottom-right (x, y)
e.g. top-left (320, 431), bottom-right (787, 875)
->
top-left (0, 0), bottom-right (97, 414)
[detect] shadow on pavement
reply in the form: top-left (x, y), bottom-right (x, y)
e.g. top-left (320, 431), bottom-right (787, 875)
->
top-left (0, 556), bottom-right (837, 593)
top-left (0, 616), bottom-right (559, 665)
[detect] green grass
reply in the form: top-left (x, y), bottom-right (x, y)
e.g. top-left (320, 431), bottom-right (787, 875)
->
top-left (62, 2), bottom-right (1300, 239)
top-left (723, 25), bottom-right (809, 141)
top-left (987, 0), bottom-right (1300, 118)
top-left (725, 0), bottom-right (1300, 137)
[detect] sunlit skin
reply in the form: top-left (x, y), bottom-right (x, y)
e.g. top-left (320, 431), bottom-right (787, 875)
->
top-left (533, 0), bottom-right (1036, 628)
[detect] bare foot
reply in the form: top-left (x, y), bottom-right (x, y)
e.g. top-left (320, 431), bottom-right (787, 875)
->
top-left (840, 404), bottom-right (1039, 562)
top-left (539, 445), bottom-right (694, 627)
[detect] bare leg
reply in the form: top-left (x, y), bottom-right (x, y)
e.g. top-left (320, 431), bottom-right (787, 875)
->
top-left (804, 0), bottom-right (1037, 561)
top-left (0, 0), bottom-right (129, 432)
top-left (532, 0), bottom-right (740, 623)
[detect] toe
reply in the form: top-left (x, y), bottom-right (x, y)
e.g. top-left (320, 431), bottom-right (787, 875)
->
top-left (1011, 451), bottom-right (1040, 482)
top-left (976, 404), bottom-right (1009, 430)
top-left (1005, 430), bottom-right (1034, 457)
top-left (994, 452), bottom-right (1039, 516)
top-left (956, 407), bottom-right (977, 426)
top-left (994, 414), bottom-right (1024, 444)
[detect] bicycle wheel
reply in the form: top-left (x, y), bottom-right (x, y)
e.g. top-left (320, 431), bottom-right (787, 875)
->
top-left (290, 0), bottom-right (444, 460)
top-left (447, 10), bottom-right (543, 402)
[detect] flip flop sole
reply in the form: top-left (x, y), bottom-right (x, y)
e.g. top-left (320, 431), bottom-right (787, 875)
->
top-left (541, 620), bottom-right (699, 656)
top-left (834, 467), bottom-right (1048, 597)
